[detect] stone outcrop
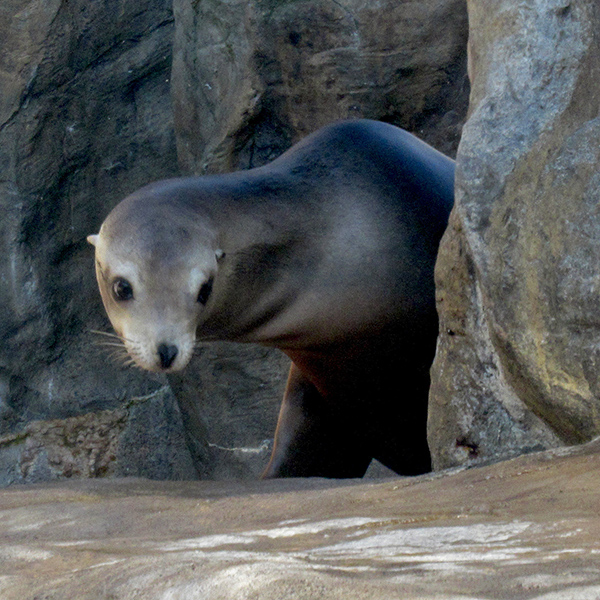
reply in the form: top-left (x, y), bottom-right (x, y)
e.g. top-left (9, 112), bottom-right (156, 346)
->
top-left (167, 343), bottom-right (289, 479)
top-left (429, 0), bottom-right (600, 469)
top-left (0, 387), bottom-right (197, 485)
top-left (171, 0), bottom-right (469, 174)
top-left (2, 438), bottom-right (600, 599)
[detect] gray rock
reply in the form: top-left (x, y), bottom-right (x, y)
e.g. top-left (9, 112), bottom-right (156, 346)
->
top-left (171, 0), bottom-right (469, 174)
top-left (0, 0), bottom-right (191, 481)
top-left (0, 386), bottom-right (197, 486)
top-left (167, 343), bottom-right (289, 479)
top-left (429, 0), bottom-right (600, 469)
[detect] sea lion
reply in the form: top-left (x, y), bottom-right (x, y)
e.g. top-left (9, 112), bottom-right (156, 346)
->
top-left (88, 119), bottom-right (454, 478)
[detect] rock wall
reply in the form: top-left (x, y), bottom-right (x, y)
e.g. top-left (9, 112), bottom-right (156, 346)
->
top-left (429, 0), bottom-right (600, 469)
top-left (172, 0), bottom-right (469, 175)
top-left (0, 0), bottom-right (196, 484)
top-left (0, 0), bottom-right (469, 484)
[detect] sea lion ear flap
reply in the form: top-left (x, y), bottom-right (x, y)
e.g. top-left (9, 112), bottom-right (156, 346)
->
top-left (215, 249), bottom-right (225, 261)
top-left (87, 234), bottom-right (99, 247)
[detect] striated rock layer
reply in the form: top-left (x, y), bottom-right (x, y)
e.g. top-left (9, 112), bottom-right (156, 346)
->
top-left (429, 0), bottom-right (600, 469)
top-left (0, 0), bottom-right (198, 484)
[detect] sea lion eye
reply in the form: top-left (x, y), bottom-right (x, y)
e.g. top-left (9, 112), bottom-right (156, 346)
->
top-left (112, 278), bottom-right (134, 302)
top-left (197, 277), bottom-right (214, 305)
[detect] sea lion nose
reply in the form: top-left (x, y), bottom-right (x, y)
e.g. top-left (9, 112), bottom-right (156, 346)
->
top-left (157, 343), bottom-right (178, 369)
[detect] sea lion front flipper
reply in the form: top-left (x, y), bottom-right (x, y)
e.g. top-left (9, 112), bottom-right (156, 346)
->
top-left (262, 363), bottom-right (371, 479)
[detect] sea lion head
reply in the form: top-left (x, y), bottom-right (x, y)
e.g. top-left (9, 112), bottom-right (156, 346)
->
top-left (88, 192), bottom-right (223, 373)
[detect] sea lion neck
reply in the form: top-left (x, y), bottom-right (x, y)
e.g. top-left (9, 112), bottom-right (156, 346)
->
top-left (124, 169), bottom-right (314, 254)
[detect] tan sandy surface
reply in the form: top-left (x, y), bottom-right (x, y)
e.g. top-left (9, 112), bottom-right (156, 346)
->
top-left (1, 440), bottom-right (600, 599)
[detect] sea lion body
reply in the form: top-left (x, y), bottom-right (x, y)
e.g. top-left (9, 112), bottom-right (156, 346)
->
top-left (89, 119), bottom-right (454, 478)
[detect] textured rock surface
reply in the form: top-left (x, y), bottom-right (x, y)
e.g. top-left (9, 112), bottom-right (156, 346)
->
top-left (171, 0), bottom-right (468, 174)
top-left (0, 0), bottom-right (194, 482)
top-left (429, 0), bottom-right (600, 469)
top-left (2, 439), bottom-right (600, 599)
top-left (0, 387), bottom-right (196, 485)
top-left (167, 343), bottom-right (289, 479)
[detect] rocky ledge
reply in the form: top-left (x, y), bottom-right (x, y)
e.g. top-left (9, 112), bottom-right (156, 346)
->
top-left (2, 439), bottom-right (600, 599)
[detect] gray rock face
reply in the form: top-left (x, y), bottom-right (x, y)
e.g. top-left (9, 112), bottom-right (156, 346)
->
top-left (0, 387), bottom-right (196, 485)
top-left (429, 0), bottom-right (600, 469)
top-left (171, 0), bottom-right (469, 174)
top-left (0, 0), bottom-right (193, 482)
top-left (167, 343), bottom-right (289, 479)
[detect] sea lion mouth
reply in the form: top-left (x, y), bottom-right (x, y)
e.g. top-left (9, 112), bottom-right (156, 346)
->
top-left (107, 333), bottom-right (194, 374)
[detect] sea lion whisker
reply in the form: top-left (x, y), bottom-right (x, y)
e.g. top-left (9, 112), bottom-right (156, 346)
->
top-left (89, 329), bottom-right (135, 344)
top-left (89, 329), bottom-right (120, 338)
top-left (94, 340), bottom-right (132, 366)
top-left (122, 358), bottom-right (143, 371)
top-left (96, 341), bottom-right (127, 348)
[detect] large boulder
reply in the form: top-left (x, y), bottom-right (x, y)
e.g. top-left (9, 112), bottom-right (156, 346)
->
top-left (2, 439), bottom-right (600, 598)
top-left (429, 0), bottom-right (600, 469)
